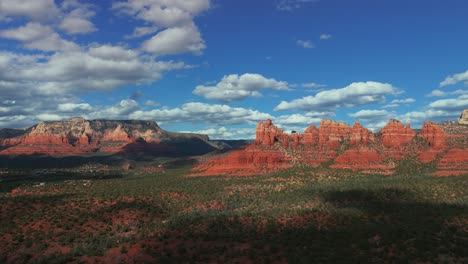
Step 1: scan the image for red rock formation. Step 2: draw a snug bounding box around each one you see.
[291,132,301,147]
[332,148,393,171]
[437,149,468,170]
[0,118,215,156]
[191,116,467,177]
[255,119,285,146]
[380,119,416,148]
[318,120,351,148]
[302,125,319,146]
[420,122,446,149]
[190,146,291,176]
[350,121,374,146]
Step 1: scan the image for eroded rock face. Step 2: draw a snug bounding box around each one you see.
[255,119,285,146]
[350,121,374,146]
[420,122,446,149]
[302,125,319,146]
[318,120,352,148]
[0,118,215,156]
[190,146,291,176]
[380,119,416,148]
[192,117,466,177]
[459,109,468,125]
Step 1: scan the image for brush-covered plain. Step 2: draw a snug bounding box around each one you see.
[0,165,467,263]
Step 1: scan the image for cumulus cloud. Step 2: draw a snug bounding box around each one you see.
[125,26,159,39]
[382,98,415,108]
[113,0,210,56]
[0,46,191,127]
[129,102,273,125]
[275,81,399,111]
[296,40,314,48]
[440,70,468,87]
[0,23,80,52]
[426,89,468,97]
[141,23,205,55]
[193,73,290,102]
[0,0,61,22]
[59,6,97,34]
[428,95,468,112]
[427,89,447,97]
[57,103,92,112]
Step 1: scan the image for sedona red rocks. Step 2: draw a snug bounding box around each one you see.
[0,118,215,156]
[192,116,468,177]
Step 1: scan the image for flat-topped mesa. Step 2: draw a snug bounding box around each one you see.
[255,118,286,146]
[350,121,375,146]
[0,117,217,156]
[380,119,416,148]
[420,122,446,149]
[318,120,352,148]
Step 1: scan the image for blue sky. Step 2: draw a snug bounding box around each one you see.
[0,0,467,139]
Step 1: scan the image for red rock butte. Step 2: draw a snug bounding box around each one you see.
[191,116,468,177]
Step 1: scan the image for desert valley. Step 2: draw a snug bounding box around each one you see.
[0,110,466,263]
[1,0,468,263]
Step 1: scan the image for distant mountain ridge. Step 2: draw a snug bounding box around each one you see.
[0,117,218,156]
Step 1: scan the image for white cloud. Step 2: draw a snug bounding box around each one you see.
[276,0,316,11]
[129,102,273,125]
[440,70,468,87]
[271,112,335,133]
[59,7,96,34]
[391,98,415,104]
[193,73,290,102]
[296,40,314,48]
[428,96,468,112]
[0,22,80,52]
[275,81,399,111]
[141,24,205,55]
[113,0,210,56]
[320,34,332,40]
[37,113,66,121]
[427,89,447,97]
[145,100,159,106]
[0,0,61,22]
[57,103,92,112]
[382,104,399,109]
[426,89,468,97]
[125,26,159,39]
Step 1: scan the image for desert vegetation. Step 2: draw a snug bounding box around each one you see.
[0,164,466,263]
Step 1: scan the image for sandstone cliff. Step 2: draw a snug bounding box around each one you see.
[0,117,216,156]
[192,114,468,177]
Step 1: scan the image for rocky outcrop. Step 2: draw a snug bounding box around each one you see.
[459,109,468,125]
[302,125,319,146]
[0,118,217,156]
[380,119,416,148]
[318,120,352,148]
[190,146,291,176]
[255,119,285,146]
[420,122,446,149]
[192,115,468,177]
[350,121,374,146]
